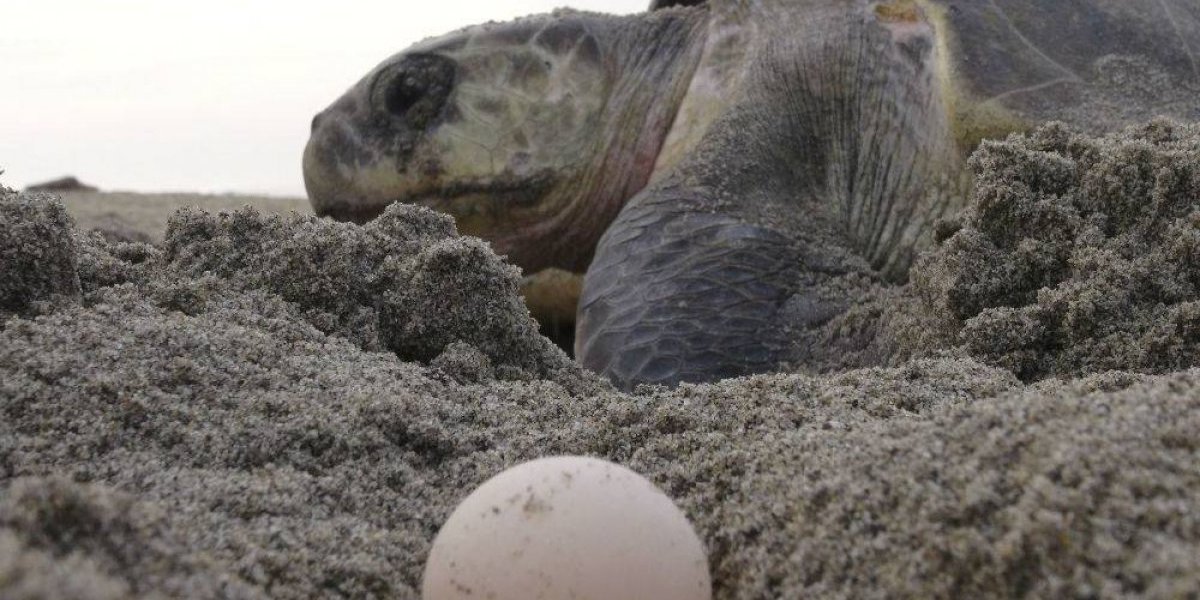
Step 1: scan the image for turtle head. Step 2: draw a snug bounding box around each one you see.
[304,9,706,272]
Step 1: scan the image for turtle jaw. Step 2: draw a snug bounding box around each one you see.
[304,112,577,271]
[305,123,554,235]
[302,125,388,225]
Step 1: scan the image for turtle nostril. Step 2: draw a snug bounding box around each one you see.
[311,112,325,132]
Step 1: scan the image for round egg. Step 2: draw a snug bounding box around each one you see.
[422,456,711,600]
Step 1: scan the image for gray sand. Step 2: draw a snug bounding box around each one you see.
[2,122,1199,599]
[55,190,310,245]
[884,120,1200,380]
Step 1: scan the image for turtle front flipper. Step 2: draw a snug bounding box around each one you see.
[576,150,881,389]
[578,2,968,389]
[576,183,806,388]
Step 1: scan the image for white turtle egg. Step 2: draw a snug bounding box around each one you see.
[422,456,711,600]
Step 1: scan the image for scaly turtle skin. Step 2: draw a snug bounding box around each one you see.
[304,0,1200,389]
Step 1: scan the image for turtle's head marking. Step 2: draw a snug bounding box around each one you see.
[304,9,707,272]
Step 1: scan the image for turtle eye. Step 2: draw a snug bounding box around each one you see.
[384,75,423,116]
[371,54,457,129]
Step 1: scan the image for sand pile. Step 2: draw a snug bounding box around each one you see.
[2,123,1200,599]
[889,120,1200,380]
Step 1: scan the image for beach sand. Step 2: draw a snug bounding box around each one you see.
[53,190,311,244]
[2,122,1199,599]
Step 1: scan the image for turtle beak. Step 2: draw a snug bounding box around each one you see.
[302,123,358,221]
[302,108,375,223]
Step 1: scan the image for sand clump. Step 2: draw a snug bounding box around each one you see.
[157,205,577,382]
[0,189,82,321]
[889,120,1200,380]
[1,122,1200,600]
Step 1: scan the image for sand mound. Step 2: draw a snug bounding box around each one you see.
[158,205,578,383]
[0,190,82,320]
[2,120,1200,599]
[891,121,1200,380]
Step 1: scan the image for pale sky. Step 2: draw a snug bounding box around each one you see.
[0,1,646,196]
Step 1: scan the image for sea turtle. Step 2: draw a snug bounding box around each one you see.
[303,0,1200,388]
